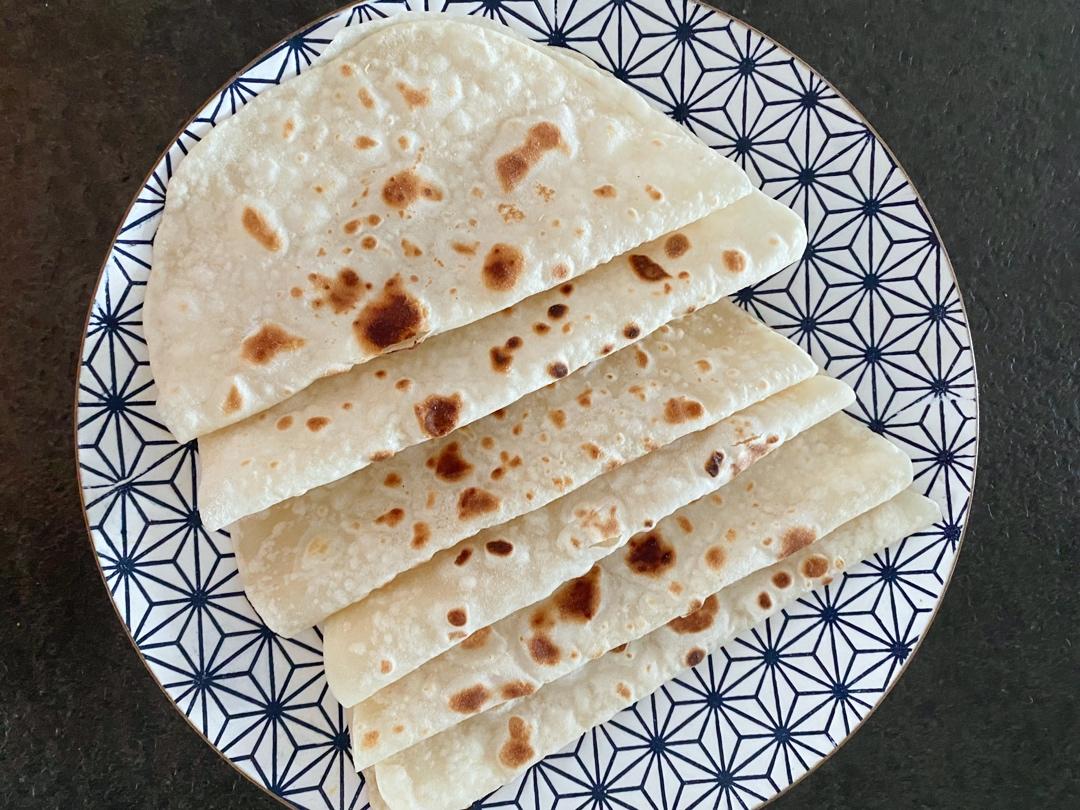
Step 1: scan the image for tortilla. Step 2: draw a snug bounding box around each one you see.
[364,489,940,809]
[198,189,805,529]
[343,410,910,766]
[325,376,852,713]
[235,301,818,637]
[145,17,752,441]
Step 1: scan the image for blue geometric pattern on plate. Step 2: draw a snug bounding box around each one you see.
[75,1,978,807]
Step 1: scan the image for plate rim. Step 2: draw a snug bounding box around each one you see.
[71,1,980,806]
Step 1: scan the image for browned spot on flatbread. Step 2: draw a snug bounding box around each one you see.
[375,507,404,527]
[772,571,792,588]
[547,361,569,379]
[705,451,725,478]
[593,184,616,198]
[697,359,712,373]
[547,409,567,429]
[625,531,676,577]
[527,634,561,665]
[781,527,817,558]
[354,135,376,149]
[726,528,737,542]
[634,348,650,369]
[581,442,602,460]
[361,235,377,250]
[460,626,491,650]
[400,238,423,257]
[448,684,490,714]
[282,119,295,138]
[722,249,747,273]
[353,275,426,353]
[533,322,551,335]
[498,716,535,768]
[241,207,281,251]
[482,244,524,291]
[644,184,663,201]
[576,389,593,408]
[801,554,830,579]
[360,730,379,749]
[668,595,720,634]
[241,324,304,364]
[414,393,463,438]
[379,659,392,674]
[486,539,513,556]
[453,548,473,567]
[410,522,430,549]
[500,681,535,700]
[452,241,479,256]
[306,416,330,432]
[458,487,500,520]
[664,397,705,424]
[629,254,670,281]
[344,219,362,235]
[382,472,401,487]
[429,442,473,482]
[676,516,694,534]
[310,267,364,314]
[497,203,525,223]
[381,170,442,209]
[664,233,691,258]
[551,565,602,623]
[686,647,706,667]
[496,122,563,192]
[611,643,628,655]
[447,608,468,627]
[705,545,726,571]
[395,81,429,108]
[275,415,293,431]
[223,385,242,414]
[547,303,568,320]
[357,87,375,108]
[623,323,641,339]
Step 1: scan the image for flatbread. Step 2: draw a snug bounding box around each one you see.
[365,489,940,809]
[344,411,911,767]
[325,376,852,713]
[198,189,805,529]
[145,17,751,441]
[236,301,817,636]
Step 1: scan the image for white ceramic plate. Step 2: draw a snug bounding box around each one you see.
[76,2,978,807]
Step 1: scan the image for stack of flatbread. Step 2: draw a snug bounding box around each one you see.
[145,15,939,809]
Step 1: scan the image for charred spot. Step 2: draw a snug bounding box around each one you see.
[381,169,441,209]
[375,507,405,527]
[353,275,426,353]
[686,647,706,667]
[447,608,468,627]
[485,539,514,556]
[500,681,535,700]
[306,416,330,432]
[379,659,392,674]
[460,626,491,650]
[453,548,472,566]
[498,716,535,769]
[410,522,430,549]
[395,81,430,108]
[593,184,616,198]
[757,592,773,610]
[496,122,563,192]
[664,233,691,259]
[664,397,705,424]
[705,545,726,571]
[801,554,830,579]
[448,684,490,714]
[547,361,569,379]
[704,450,726,478]
[241,324,305,365]
[552,565,602,623]
[629,254,670,282]
[547,303,568,320]
[241,207,281,251]
[625,531,676,577]
[458,487,501,520]
[722,249,747,273]
[533,322,551,335]
[780,526,817,558]
[611,643,628,654]
[772,571,793,588]
[310,267,364,314]
[414,393,463,438]
[623,323,641,340]
[275,415,293,431]
[383,472,402,487]
[527,634,561,665]
[482,244,525,291]
[667,595,720,634]
[223,385,243,414]
[431,442,473,482]
[361,235,377,250]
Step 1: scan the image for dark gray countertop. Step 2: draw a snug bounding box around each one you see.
[1,0,1077,807]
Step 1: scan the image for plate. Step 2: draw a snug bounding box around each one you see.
[75,1,978,807]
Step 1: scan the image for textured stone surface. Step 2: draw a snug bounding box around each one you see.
[0,0,1076,807]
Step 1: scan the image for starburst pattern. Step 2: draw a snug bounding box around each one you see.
[75,2,976,808]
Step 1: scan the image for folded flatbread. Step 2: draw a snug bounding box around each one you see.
[344,412,911,767]
[198,189,804,529]
[236,301,817,637]
[325,376,852,712]
[145,17,751,441]
[364,489,940,810]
